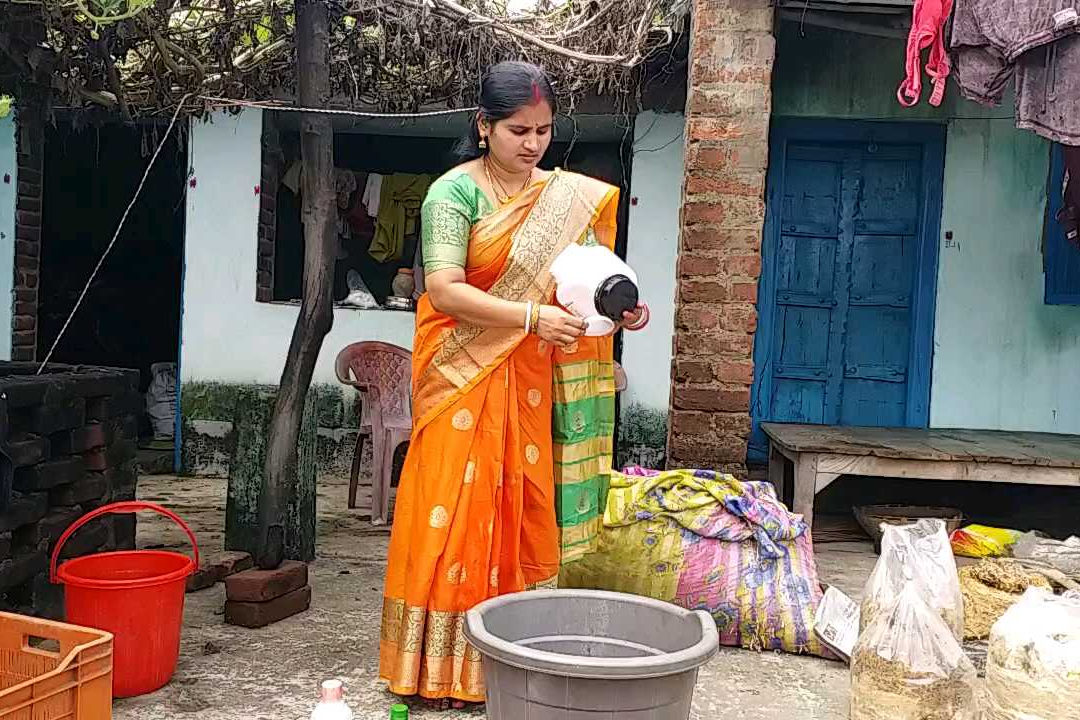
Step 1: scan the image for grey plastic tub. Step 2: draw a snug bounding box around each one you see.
[463,589,719,719]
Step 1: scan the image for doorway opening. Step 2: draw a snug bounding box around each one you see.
[38,119,187,462]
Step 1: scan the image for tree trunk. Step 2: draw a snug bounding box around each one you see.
[255,0,335,569]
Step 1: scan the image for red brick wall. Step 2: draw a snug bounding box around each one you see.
[668,0,775,474]
[12,112,44,362]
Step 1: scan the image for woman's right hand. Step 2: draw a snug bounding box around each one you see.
[536,305,586,346]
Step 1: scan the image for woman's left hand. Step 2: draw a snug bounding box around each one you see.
[615,302,649,333]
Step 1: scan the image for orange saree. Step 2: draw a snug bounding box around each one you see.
[379,169,619,701]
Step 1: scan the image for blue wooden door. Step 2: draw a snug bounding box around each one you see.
[749,121,944,463]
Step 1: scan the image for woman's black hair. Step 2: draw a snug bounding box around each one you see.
[453,61,558,161]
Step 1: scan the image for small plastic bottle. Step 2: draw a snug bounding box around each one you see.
[311,679,353,720]
[389,703,409,720]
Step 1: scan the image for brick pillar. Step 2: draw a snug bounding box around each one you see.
[667,0,775,474]
[256,114,281,303]
[12,110,44,362]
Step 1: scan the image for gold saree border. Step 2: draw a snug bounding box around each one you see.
[379,597,486,701]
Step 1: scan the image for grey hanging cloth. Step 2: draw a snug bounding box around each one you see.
[951,0,1080,144]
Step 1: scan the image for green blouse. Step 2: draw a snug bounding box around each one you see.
[420,170,495,274]
[420,169,598,275]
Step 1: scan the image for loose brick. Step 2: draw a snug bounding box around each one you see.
[0,493,47,533]
[7,433,49,467]
[226,560,308,603]
[49,474,107,506]
[213,551,254,577]
[186,567,218,593]
[225,585,312,629]
[14,457,86,491]
[50,424,107,455]
[187,551,254,593]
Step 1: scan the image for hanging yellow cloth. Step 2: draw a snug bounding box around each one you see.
[370,173,432,263]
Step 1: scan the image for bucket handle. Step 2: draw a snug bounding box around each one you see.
[50,501,200,584]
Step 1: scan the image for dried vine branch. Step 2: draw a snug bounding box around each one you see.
[0,0,685,117]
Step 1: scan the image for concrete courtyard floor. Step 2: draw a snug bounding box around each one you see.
[114,475,878,720]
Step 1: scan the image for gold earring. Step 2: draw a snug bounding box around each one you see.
[478,137,488,150]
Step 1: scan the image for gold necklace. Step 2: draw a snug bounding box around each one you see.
[483,156,531,205]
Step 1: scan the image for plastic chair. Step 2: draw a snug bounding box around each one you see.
[335,341,413,524]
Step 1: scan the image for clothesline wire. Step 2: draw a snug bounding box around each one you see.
[37,95,192,375]
[200,96,479,119]
[202,96,1025,124]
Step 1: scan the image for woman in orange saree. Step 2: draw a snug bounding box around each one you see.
[379,62,644,706]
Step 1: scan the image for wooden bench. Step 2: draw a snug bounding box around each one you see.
[762,423,1080,528]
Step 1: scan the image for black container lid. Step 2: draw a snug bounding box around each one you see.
[595,274,639,322]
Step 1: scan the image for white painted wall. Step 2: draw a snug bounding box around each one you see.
[181,109,414,386]
[621,111,684,412]
[182,107,682,391]
[930,120,1080,433]
[0,115,15,361]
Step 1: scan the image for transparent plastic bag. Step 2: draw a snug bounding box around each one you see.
[850,583,977,720]
[862,519,964,641]
[984,587,1080,720]
[341,270,379,309]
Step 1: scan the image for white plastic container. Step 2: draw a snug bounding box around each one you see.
[551,244,639,336]
[311,679,354,720]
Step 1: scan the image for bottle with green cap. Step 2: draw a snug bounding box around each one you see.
[389,703,409,720]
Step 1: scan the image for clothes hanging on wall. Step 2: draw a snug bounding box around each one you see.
[951,0,1080,144]
[897,0,954,107]
[362,173,383,218]
[369,173,432,263]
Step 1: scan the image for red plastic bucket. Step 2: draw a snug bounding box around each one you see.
[50,501,199,698]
